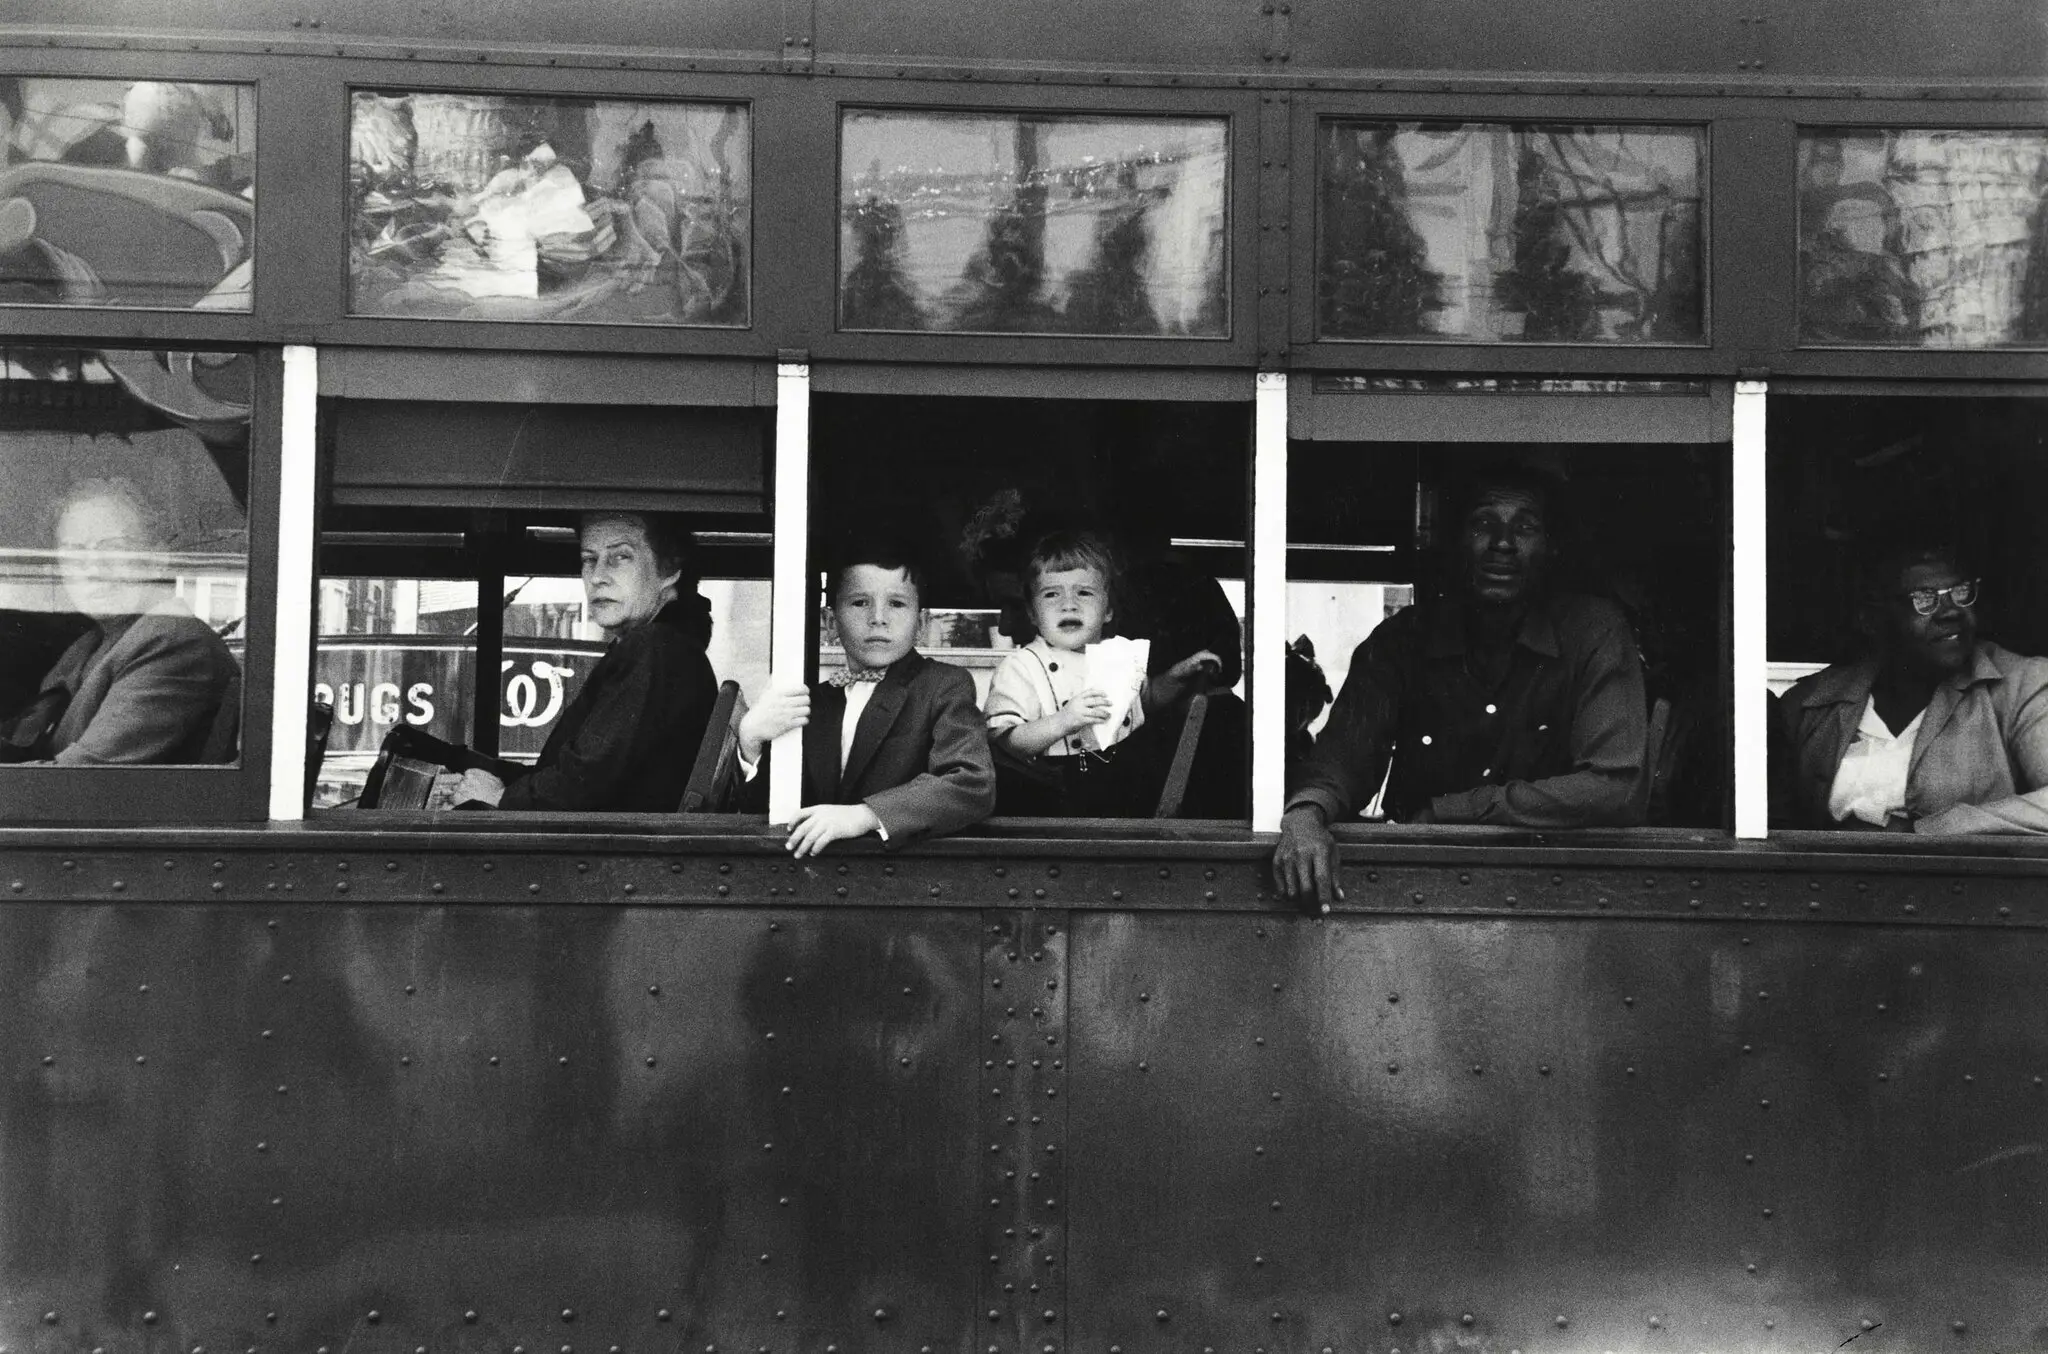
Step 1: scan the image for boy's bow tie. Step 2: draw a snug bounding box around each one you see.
[826,666,887,688]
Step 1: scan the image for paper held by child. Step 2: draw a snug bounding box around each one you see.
[1084,636,1149,748]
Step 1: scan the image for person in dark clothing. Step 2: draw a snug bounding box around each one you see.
[455,510,717,811]
[1274,466,1647,907]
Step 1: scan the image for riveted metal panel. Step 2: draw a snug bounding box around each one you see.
[1064,909,2048,1353]
[0,903,982,1354]
[976,909,1070,1354]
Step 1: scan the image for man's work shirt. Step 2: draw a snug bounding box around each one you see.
[1288,592,1647,828]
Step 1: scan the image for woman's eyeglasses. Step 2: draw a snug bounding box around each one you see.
[1904,579,1979,616]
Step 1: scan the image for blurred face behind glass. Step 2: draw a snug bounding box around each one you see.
[580,515,679,639]
[57,490,169,620]
[833,564,921,672]
[1032,564,1111,654]
[1461,485,1554,608]
[1885,558,1977,677]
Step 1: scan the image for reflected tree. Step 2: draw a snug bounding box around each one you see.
[1062,169,1160,335]
[840,194,926,331]
[946,122,1060,333]
[1318,126,1444,337]
[1497,142,1601,341]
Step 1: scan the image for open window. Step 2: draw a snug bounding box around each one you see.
[1286,376,1732,831]
[310,356,773,813]
[1766,388,2048,836]
[803,379,1252,823]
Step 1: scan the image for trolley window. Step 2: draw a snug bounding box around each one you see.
[312,390,773,813]
[804,390,1251,823]
[1286,379,1730,832]
[0,77,254,311]
[0,345,251,769]
[348,90,751,327]
[838,110,1229,338]
[1314,122,1705,345]
[1797,128,2048,349]
[1767,391,2048,835]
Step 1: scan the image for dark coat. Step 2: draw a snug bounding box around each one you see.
[744,651,995,842]
[497,597,717,812]
[18,605,240,765]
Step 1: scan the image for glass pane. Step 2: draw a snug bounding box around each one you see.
[0,346,250,765]
[1799,129,2048,348]
[1317,122,1704,343]
[0,79,255,310]
[349,90,750,326]
[839,110,1228,336]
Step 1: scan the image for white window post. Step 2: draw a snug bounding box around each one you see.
[768,361,812,826]
[1251,372,1289,832]
[1732,379,1769,839]
[268,345,319,820]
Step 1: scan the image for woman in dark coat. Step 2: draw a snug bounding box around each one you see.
[457,510,717,811]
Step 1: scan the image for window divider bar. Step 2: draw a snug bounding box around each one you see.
[268,345,319,821]
[768,362,812,827]
[1251,371,1289,833]
[1732,380,1769,840]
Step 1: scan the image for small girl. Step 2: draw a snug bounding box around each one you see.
[985,531,1218,814]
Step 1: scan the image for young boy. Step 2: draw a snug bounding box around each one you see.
[738,546,995,857]
[984,531,1219,815]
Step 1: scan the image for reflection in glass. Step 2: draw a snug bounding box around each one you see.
[349,91,750,325]
[838,110,1228,336]
[0,347,250,764]
[1317,122,1704,343]
[0,78,254,310]
[1799,129,2048,348]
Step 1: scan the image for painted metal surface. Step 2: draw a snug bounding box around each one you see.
[0,901,984,1354]
[15,0,2046,83]
[1,835,2045,1354]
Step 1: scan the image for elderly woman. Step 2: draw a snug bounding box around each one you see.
[2,477,240,765]
[455,510,717,811]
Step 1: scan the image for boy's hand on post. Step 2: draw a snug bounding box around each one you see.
[1061,688,1113,733]
[739,683,811,760]
[784,802,881,858]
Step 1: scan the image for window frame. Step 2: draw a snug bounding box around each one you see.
[0,345,281,823]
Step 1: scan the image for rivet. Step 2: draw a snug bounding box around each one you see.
[1953,1321,1967,1333]
[1387,1062,1398,1074]
[1460,1314,1473,1326]
[1155,1311,1169,1322]
[529,884,541,894]
[1555,1318,1568,1329]
[368,1312,381,1324]
[145,1314,159,1326]
[649,984,661,995]
[1539,1065,1551,1075]
[1387,1314,1401,1326]
[1762,1207,1774,1218]
[135,1055,148,1065]
[1471,1064,1483,1075]
[42,1314,58,1326]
